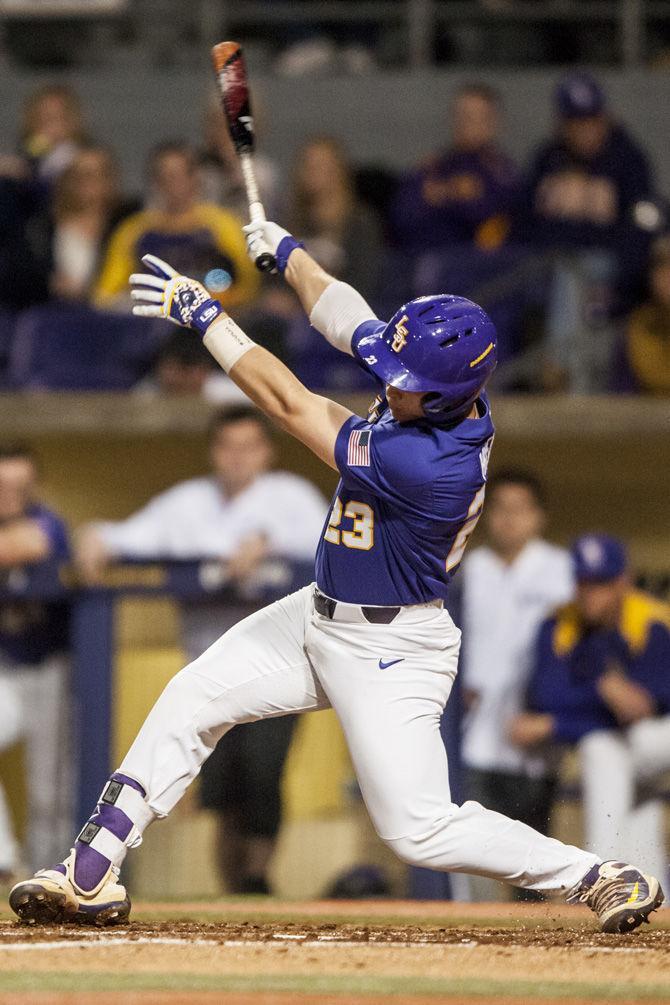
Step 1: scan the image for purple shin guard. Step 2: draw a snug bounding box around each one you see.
[73,773,146,893]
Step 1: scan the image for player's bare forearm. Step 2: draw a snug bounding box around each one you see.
[228,343,352,470]
[283,248,337,315]
[0,519,50,566]
[129,255,353,468]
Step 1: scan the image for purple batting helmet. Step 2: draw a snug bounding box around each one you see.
[356,294,497,422]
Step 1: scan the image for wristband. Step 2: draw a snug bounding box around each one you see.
[203,315,257,373]
[276,235,305,274]
[191,298,225,338]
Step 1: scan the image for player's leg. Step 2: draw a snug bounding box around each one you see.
[307,604,598,893]
[578,729,635,863]
[200,714,297,893]
[580,722,669,892]
[234,714,298,893]
[627,716,670,888]
[10,586,328,925]
[19,656,73,870]
[0,669,22,876]
[309,606,663,931]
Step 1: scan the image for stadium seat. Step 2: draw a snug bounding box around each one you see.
[9,303,166,390]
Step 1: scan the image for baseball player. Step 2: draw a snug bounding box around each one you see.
[10,222,663,934]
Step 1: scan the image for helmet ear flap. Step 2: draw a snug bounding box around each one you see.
[421,389,481,423]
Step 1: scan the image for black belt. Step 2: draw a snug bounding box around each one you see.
[313,589,401,625]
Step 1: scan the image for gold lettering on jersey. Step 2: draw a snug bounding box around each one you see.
[392,315,409,353]
[368,394,383,422]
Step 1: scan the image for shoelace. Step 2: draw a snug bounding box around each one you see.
[582,875,637,915]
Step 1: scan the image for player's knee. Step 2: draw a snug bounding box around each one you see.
[384,819,454,868]
[156,667,233,733]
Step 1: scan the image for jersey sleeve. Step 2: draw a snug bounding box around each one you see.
[334,414,431,500]
[33,510,70,561]
[350,319,388,388]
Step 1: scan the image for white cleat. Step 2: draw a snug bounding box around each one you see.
[9,851,130,927]
[567,860,664,933]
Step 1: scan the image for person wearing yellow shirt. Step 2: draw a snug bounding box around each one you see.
[95,142,258,311]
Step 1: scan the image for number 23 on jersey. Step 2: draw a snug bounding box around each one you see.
[324,497,374,551]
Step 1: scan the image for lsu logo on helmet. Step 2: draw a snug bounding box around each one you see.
[392,314,409,353]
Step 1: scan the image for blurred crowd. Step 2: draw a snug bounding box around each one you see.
[1,70,670,397]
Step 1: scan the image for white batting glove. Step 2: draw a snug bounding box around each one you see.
[243,221,290,257]
[129,254,224,336]
[243,221,304,274]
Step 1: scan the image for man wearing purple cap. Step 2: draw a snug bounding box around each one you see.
[523,73,657,391]
[527,73,653,254]
[512,534,670,888]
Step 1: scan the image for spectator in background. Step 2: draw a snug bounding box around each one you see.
[0,445,71,874]
[524,73,657,391]
[94,142,258,311]
[290,136,383,303]
[459,470,573,901]
[134,329,247,404]
[512,535,670,890]
[75,406,327,894]
[526,73,652,257]
[624,233,670,394]
[46,146,138,302]
[0,84,88,311]
[390,84,521,254]
[0,84,86,194]
[199,93,280,222]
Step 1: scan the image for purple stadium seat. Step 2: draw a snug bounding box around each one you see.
[9,303,166,390]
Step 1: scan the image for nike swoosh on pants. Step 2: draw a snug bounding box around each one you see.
[378,658,405,670]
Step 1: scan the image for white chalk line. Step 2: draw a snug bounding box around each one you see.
[0,936,654,954]
[0,937,218,951]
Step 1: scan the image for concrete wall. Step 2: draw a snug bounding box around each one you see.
[1,67,670,193]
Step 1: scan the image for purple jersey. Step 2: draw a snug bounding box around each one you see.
[315,322,495,606]
[0,504,70,665]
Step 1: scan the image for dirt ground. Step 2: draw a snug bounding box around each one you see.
[0,899,668,1003]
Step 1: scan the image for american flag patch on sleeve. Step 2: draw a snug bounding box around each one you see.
[347,428,371,466]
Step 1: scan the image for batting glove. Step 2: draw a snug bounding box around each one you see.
[129,254,225,337]
[243,221,304,274]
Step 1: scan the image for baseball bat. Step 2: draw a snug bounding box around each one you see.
[211,41,276,274]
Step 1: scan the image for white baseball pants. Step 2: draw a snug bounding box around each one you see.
[579,717,670,888]
[120,586,598,891]
[0,656,73,871]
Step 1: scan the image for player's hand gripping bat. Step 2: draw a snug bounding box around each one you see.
[211,41,276,273]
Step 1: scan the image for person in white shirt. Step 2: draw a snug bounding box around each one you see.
[76,405,328,893]
[459,469,574,900]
